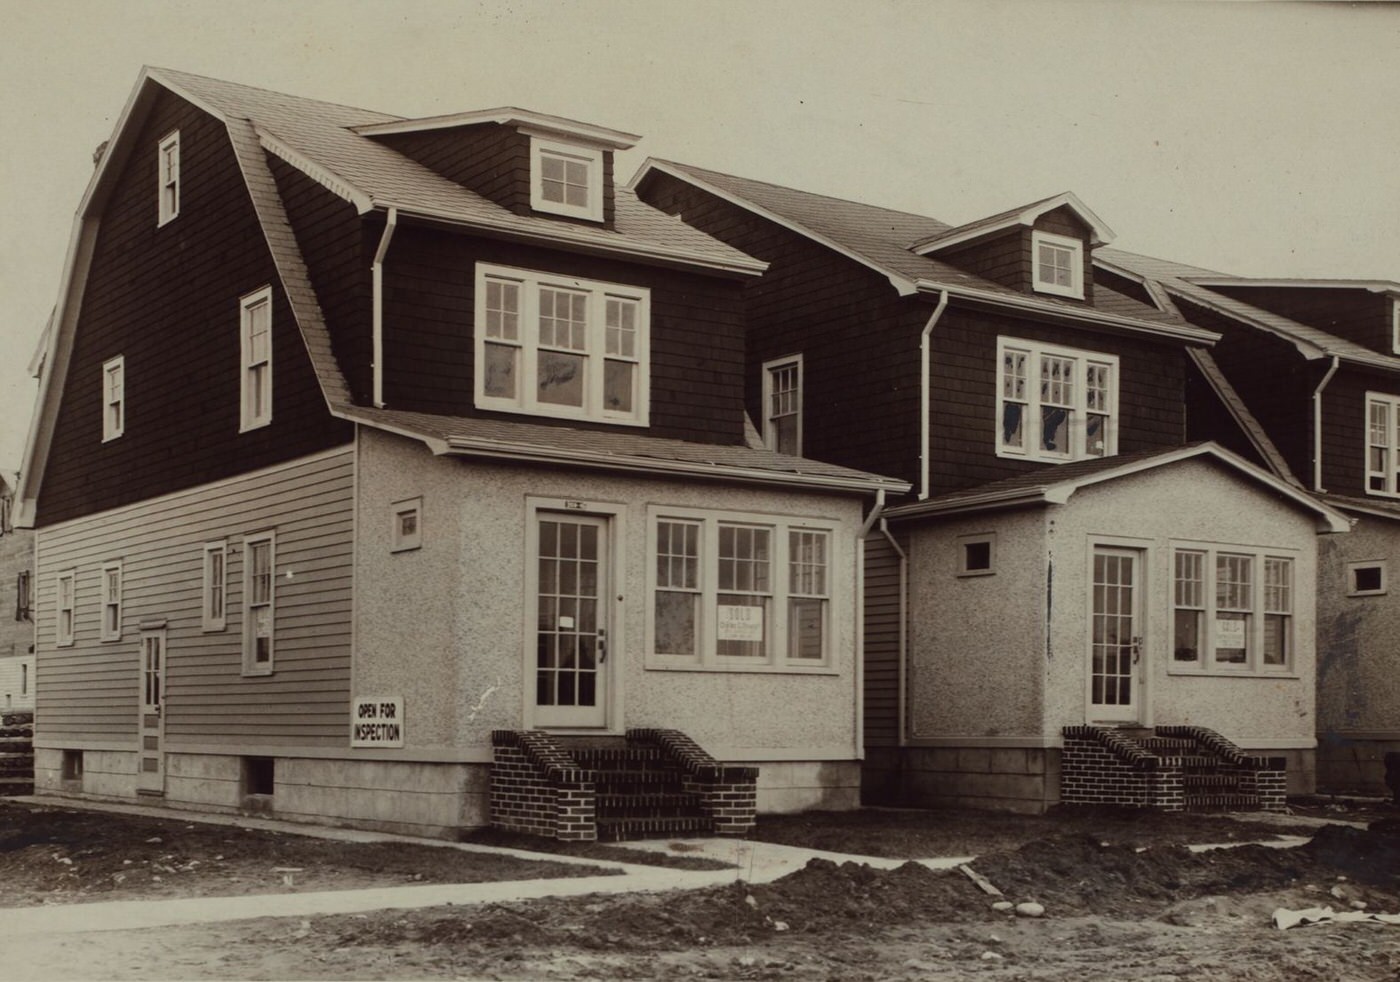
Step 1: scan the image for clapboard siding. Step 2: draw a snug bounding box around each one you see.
[38,89,351,528]
[35,449,353,747]
[380,227,747,444]
[1208,286,1394,355]
[863,531,907,748]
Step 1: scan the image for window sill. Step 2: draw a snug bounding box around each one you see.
[475,399,648,428]
[241,666,275,678]
[1166,667,1300,680]
[645,658,838,676]
[996,447,1111,465]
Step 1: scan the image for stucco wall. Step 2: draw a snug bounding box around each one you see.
[353,426,866,761]
[1047,458,1321,744]
[904,509,1048,739]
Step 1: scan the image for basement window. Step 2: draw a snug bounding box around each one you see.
[1348,562,1387,597]
[62,750,83,782]
[243,757,275,797]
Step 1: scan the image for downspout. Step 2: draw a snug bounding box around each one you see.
[1312,355,1340,492]
[856,489,887,760]
[878,518,909,747]
[919,291,950,499]
[371,207,398,409]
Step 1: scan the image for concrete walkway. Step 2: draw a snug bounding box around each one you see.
[0,796,1330,938]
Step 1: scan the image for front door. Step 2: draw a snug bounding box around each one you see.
[137,628,166,793]
[533,514,609,728]
[1090,547,1143,723]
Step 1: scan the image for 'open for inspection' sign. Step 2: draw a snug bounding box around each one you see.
[351,696,404,747]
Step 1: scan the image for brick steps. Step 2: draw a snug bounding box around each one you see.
[596,815,713,841]
[0,713,32,795]
[567,741,712,836]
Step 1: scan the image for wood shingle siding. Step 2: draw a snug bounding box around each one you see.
[1321,368,1400,496]
[35,450,353,747]
[37,91,351,528]
[379,227,748,444]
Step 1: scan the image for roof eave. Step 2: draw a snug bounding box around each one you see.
[353,109,640,150]
[910,191,1116,255]
[1186,276,1400,297]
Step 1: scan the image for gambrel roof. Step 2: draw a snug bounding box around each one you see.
[1098,248,1400,374]
[631,159,1213,345]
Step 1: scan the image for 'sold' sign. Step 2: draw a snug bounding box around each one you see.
[351,696,404,747]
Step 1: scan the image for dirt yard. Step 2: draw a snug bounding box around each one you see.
[4,800,1399,980]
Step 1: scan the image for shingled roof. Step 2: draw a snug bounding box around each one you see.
[633,159,1206,341]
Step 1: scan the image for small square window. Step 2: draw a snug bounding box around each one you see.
[1031,230,1085,299]
[530,138,604,222]
[957,534,996,576]
[1348,561,1387,597]
[391,497,422,553]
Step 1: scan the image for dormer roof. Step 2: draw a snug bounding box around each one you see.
[909,191,1116,255]
[353,107,640,150]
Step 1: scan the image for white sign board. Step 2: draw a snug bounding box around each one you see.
[1214,617,1247,651]
[717,605,764,642]
[351,695,404,748]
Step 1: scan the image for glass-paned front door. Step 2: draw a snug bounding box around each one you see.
[534,514,609,728]
[1090,547,1142,722]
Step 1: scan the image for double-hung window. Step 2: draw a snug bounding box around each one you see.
[997,338,1117,462]
[475,264,649,425]
[530,138,604,222]
[242,532,275,675]
[763,355,803,455]
[1031,230,1084,299]
[15,570,32,623]
[1366,392,1400,497]
[102,356,125,442]
[56,571,75,647]
[648,508,835,671]
[1171,544,1294,673]
[157,130,180,226]
[240,287,273,432]
[100,561,122,642]
[202,541,226,632]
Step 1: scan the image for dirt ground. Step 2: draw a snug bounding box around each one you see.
[5,800,1400,981]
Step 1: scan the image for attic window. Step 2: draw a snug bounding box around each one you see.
[530,138,603,222]
[157,130,180,226]
[1031,231,1084,299]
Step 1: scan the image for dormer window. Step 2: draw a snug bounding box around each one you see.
[1031,231,1084,299]
[530,138,603,222]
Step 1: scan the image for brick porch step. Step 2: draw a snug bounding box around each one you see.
[1137,738,1196,752]
[570,747,666,767]
[596,791,703,818]
[1184,772,1244,789]
[591,768,686,790]
[596,814,712,841]
[1186,793,1260,811]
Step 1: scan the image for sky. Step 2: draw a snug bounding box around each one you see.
[1,0,1397,474]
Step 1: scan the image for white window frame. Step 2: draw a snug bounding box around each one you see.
[100,560,123,643]
[762,355,803,455]
[1367,391,1400,498]
[157,130,180,226]
[102,355,125,442]
[1168,542,1297,676]
[55,570,76,648]
[242,531,275,676]
[529,137,604,222]
[996,337,1118,463]
[956,533,997,577]
[1031,230,1084,299]
[202,540,227,632]
[474,263,650,426]
[391,497,423,553]
[240,286,273,432]
[645,505,839,674]
[1391,299,1399,355]
[1347,560,1387,597]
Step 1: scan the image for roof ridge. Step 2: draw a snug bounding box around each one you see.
[1097,246,1229,280]
[147,66,404,122]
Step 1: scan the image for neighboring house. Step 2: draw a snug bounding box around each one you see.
[1096,251,1400,795]
[13,68,906,839]
[0,472,35,711]
[632,161,1350,812]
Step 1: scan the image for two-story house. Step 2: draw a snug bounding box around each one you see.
[632,161,1349,813]
[1097,250,1400,795]
[13,68,907,839]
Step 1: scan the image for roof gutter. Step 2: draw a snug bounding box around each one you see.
[1312,355,1341,493]
[371,207,398,408]
[913,280,1218,345]
[918,291,950,499]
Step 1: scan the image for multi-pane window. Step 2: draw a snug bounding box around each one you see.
[100,561,123,642]
[56,571,75,647]
[1366,393,1400,497]
[202,541,226,632]
[15,570,32,623]
[475,264,649,425]
[530,139,603,222]
[240,287,273,431]
[997,338,1117,462]
[1171,545,1294,673]
[1031,230,1084,299]
[157,130,180,226]
[102,356,125,442]
[763,356,802,455]
[243,533,274,674]
[649,510,834,670]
